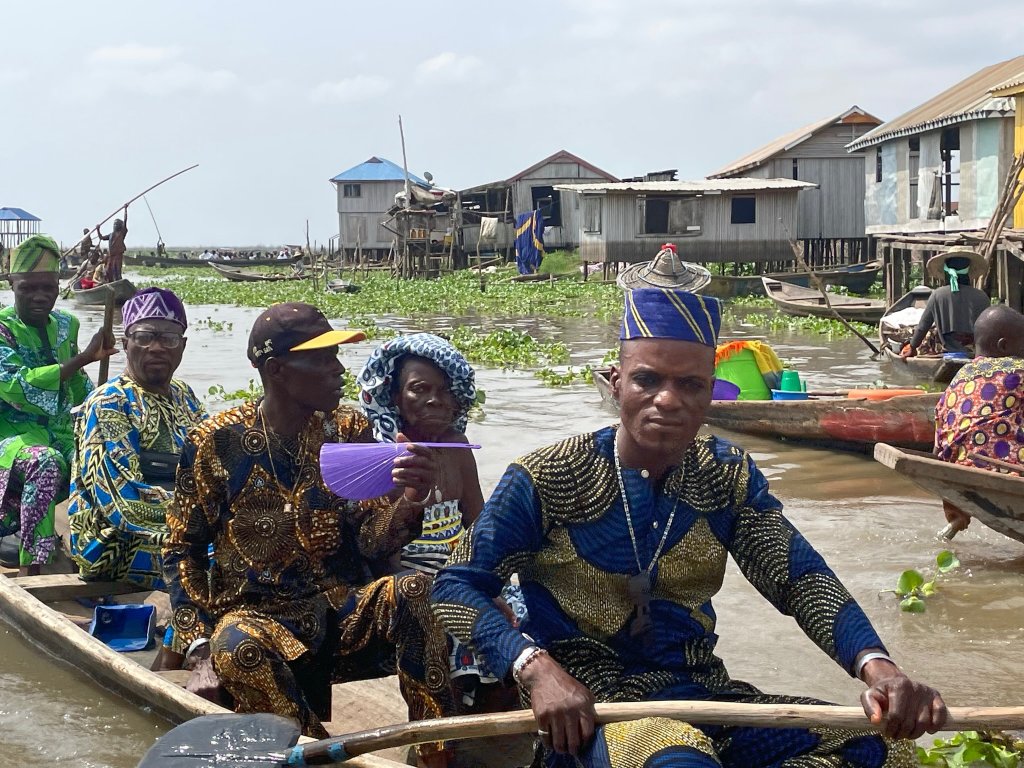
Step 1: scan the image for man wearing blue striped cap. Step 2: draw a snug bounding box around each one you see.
[435,288,947,767]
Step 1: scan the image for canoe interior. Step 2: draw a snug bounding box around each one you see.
[209,263,306,283]
[70,279,138,306]
[761,277,887,324]
[0,541,530,767]
[704,261,881,299]
[873,443,1024,545]
[876,286,970,383]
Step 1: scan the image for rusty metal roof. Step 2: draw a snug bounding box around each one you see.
[847,55,1024,151]
[708,106,881,178]
[555,179,816,195]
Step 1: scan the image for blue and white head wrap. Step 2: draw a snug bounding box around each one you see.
[357,333,477,442]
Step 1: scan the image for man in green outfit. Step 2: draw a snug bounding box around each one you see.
[0,235,116,575]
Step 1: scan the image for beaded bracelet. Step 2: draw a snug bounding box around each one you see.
[513,648,548,686]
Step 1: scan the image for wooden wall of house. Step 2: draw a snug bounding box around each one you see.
[863,117,1015,235]
[335,180,404,250]
[577,191,800,263]
[511,162,611,249]
[760,157,864,238]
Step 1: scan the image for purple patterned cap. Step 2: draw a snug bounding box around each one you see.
[121,287,188,332]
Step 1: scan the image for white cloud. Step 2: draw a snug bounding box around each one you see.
[89,43,181,64]
[309,75,392,104]
[415,52,483,84]
[0,68,29,85]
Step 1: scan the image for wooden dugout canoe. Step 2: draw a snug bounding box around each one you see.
[70,278,138,306]
[761,277,887,324]
[873,443,1024,545]
[125,254,304,269]
[704,261,882,299]
[0,569,419,768]
[593,369,936,453]
[209,262,307,283]
[878,286,969,384]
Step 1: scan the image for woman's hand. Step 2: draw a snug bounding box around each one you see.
[394,432,440,504]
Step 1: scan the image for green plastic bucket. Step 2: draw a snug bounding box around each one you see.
[715,348,771,401]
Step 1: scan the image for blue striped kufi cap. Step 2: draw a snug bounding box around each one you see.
[620,288,722,347]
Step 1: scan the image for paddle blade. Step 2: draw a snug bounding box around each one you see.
[137,713,300,768]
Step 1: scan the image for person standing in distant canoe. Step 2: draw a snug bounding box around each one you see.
[98,207,128,282]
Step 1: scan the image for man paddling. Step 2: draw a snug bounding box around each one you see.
[0,235,115,575]
[900,250,989,358]
[162,303,455,766]
[434,287,947,768]
[97,209,128,282]
[934,304,1024,534]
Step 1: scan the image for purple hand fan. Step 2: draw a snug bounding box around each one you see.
[320,442,481,500]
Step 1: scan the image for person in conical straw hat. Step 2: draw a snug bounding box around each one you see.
[901,249,990,358]
[434,286,947,767]
[616,242,712,293]
[0,235,116,575]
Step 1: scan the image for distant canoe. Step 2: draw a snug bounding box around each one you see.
[125,254,304,269]
[761,277,887,324]
[593,369,935,452]
[70,278,137,306]
[705,261,882,299]
[210,263,307,283]
[878,285,969,383]
[874,442,1024,545]
[326,278,361,294]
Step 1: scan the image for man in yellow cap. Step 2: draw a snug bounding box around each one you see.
[162,302,455,766]
[0,235,116,575]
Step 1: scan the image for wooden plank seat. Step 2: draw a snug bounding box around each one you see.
[10,573,149,602]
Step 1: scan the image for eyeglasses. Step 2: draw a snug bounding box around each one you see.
[126,331,184,349]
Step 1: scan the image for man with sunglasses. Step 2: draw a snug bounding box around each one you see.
[161,303,455,767]
[69,287,205,603]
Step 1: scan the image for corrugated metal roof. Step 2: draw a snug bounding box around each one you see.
[847,55,1024,151]
[555,179,817,195]
[507,149,618,183]
[0,207,41,221]
[329,156,428,185]
[991,73,1024,95]
[708,106,882,178]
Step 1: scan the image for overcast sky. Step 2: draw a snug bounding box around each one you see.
[1,1,1021,247]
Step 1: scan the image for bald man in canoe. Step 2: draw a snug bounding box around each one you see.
[434,286,948,768]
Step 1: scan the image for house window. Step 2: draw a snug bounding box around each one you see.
[908,136,920,220]
[531,186,562,227]
[582,197,602,234]
[730,196,756,224]
[639,197,702,235]
[792,159,799,180]
[941,128,960,216]
[343,184,361,198]
[875,149,883,183]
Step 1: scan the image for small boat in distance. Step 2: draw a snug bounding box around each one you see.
[704,260,881,299]
[70,278,137,306]
[210,263,307,283]
[878,286,969,383]
[874,443,1024,546]
[761,277,887,324]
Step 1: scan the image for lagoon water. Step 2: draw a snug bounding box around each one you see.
[1,278,1021,767]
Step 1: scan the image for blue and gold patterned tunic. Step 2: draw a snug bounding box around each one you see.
[433,426,913,767]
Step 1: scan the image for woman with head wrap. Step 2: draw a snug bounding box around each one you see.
[359,334,523,711]
[0,235,116,575]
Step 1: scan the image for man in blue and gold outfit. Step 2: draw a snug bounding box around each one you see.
[433,288,948,767]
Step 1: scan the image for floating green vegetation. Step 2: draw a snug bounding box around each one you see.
[137,270,625,322]
[448,327,570,369]
[538,249,582,275]
[534,366,594,387]
[886,550,960,613]
[741,312,875,339]
[207,379,263,404]
[729,294,775,309]
[193,317,235,332]
[918,730,1022,767]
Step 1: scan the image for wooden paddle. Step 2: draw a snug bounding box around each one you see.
[969,452,1024,476]
[97,289,116,384]
[138,703,1024,768]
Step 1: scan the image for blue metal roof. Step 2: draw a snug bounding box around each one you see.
[0,207,41,221]
[330,156,427,186]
